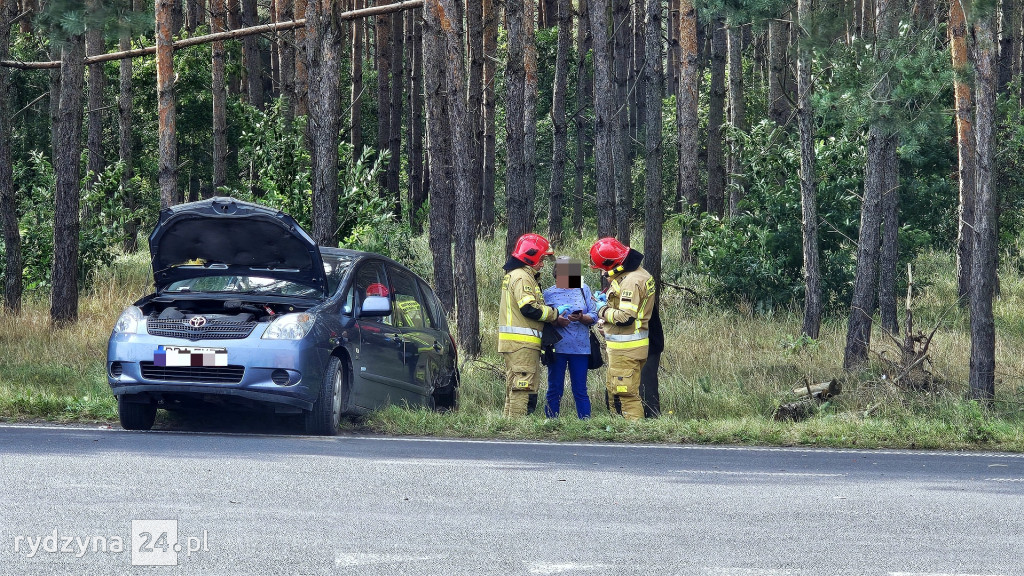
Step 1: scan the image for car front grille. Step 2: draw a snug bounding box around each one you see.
[140,362,245,384]
[147,318,258,341]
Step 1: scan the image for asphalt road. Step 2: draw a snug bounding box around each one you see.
[1,423,1023,576]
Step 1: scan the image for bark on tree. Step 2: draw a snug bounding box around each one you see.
[914,0,934,26]
[642,0,662,291]
[51,32,86,325]
[878,142,900,335]
[351,0,363,153]
[547,0,571,243]
[998,0,1020,94]
[241,0,263,108]
[212,0,228,190]
[707,15,726,217]
[294,0,308,116]
[306,0,344,245]
[631,0,645,148]
[951,0,975,305]
[667,0,679,99]
[387,10,404,215]
[376,4,392,175]
[678,0,699,263]
[797,0,820,339]
[572,0,591,233]
[727,21,746,216]
[86,0,106,191]
[505,0,528,253]
[228,0,241,94]
[523,0,539,233]
[427,0,480,356]
[157,0,179,209]
[970,9,998,401]
[1,0,22,312]
[408,8,425,231]
[276,0,296,123]
[590,0,616,239]
[479,0,496,236]
[768,14,792,126]
[612,0,630,241]
[844,0,902,369]
[467,0,483,238]
[120,0,138,250]
[423,0,454,313]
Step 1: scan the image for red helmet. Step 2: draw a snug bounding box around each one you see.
[366,283,389,297]
[589,237,630,271]
[511,233,554,267]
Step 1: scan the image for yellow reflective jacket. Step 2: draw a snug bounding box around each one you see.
[598,265,655,358]
[498,266,558,352]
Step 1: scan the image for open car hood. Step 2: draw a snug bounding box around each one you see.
[149,197,328,295]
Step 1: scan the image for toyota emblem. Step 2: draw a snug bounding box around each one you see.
[188,316,208,328]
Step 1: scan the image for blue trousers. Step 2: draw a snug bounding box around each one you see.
[545,353,591,418]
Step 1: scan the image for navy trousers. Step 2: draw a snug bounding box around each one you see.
[545,353,591,418]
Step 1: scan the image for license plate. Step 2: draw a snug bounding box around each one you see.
[154,346,227,367]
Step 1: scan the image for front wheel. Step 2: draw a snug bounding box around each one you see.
[118,395,157,431]
[305,356,347,435]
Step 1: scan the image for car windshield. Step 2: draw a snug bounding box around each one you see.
[163,275,321,297]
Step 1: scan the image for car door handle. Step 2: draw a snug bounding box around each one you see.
[433,341,443,352]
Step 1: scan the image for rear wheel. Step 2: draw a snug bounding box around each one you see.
[118,395,157,431]
[305,356,347,435]
[431,368,460,412]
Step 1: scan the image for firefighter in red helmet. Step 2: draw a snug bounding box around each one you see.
[499,233,572,417]
[590,237,656,420]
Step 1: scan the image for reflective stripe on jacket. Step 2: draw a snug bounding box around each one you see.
[498,266,557,352]
[598,266,654,356]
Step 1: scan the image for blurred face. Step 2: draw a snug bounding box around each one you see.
[554,259,582,289]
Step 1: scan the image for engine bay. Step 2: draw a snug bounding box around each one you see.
[141,297,310,323]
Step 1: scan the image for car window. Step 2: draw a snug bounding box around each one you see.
[321,254,354,295]
[388,267,427,330]
[417,280,439,330]
[350,261,392,325]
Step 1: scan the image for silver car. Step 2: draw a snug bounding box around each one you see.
[107,197,459,435]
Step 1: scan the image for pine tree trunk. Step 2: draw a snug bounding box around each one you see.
[678,0,699,263]
[768,15,792,126]
[119,0,138,251]
[951,0,975,305]
[642,0,663,288]
[227,0,241,95]
[970,9,998,401]
[878,146,900,334]
[505,0,528,253]
[306,0,344,246]
[632,0,645,148]
[914,0,934,26]
[427,0,480,355]
[572,0,591,233]
[480,0,497,236]
[844,0,902,369]
[51,32,86,325]
[667,0,679,98]
[387,11,404,215]
[523,0,539,232]
[294,0,309,116]
[212,0,228,190]
[86,0,106,192]
[612,0,630,241]
[467,0,484,237]
[998,0,1019,94]
[707,16,726,217]
[351,0,363,153]
[376,6,392,175]
[547,0,571,242]
[423,1,455,313]
[186,0,201,32]
[408,8,425,232]
[590,0,616,239]
[727,21,746,216]
[276,0,296,124]
[0,0,22,312]
[157,0,178,209]
[18,0,36,34]
[242,0,263,109]
[797,0,820,339]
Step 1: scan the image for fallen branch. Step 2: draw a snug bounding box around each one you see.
[1,0,424,70]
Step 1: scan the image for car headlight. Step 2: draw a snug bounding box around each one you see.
[262,313,317,340]
[113,306,144,334]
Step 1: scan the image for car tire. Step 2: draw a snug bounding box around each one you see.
[431,368,460,412]
[118,395,157,431]
[305,356,347,435]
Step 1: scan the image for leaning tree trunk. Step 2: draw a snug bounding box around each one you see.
[212,0,228,190]
[505,0,529,254]
[642,0,663,289]
[86,0,106,193]
[51,32,87,326]
[157,0,178,209]
[613,0,631,242]
[951,0,975,305]
[428,0,480,356]
[678,0,700,263]
[0,0,22,312]
[970,10,998,402]
[796,0,821,339]
[844,0,903,370]
[547,0,571,243]
[423,0,454,313]
[572,0,592,233]
[590,0,617,239]
[241,0,264,109]
[727,20,747,216]
[706,15,726,217]
[480,0,497,237]
[306,0,344,246]
[119,0,138,248]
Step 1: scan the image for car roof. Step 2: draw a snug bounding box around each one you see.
[317,247,430,286]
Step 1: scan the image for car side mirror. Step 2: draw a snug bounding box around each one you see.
[359,295,392,318]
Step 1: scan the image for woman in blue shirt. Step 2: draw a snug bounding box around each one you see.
[542,257,599,418]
